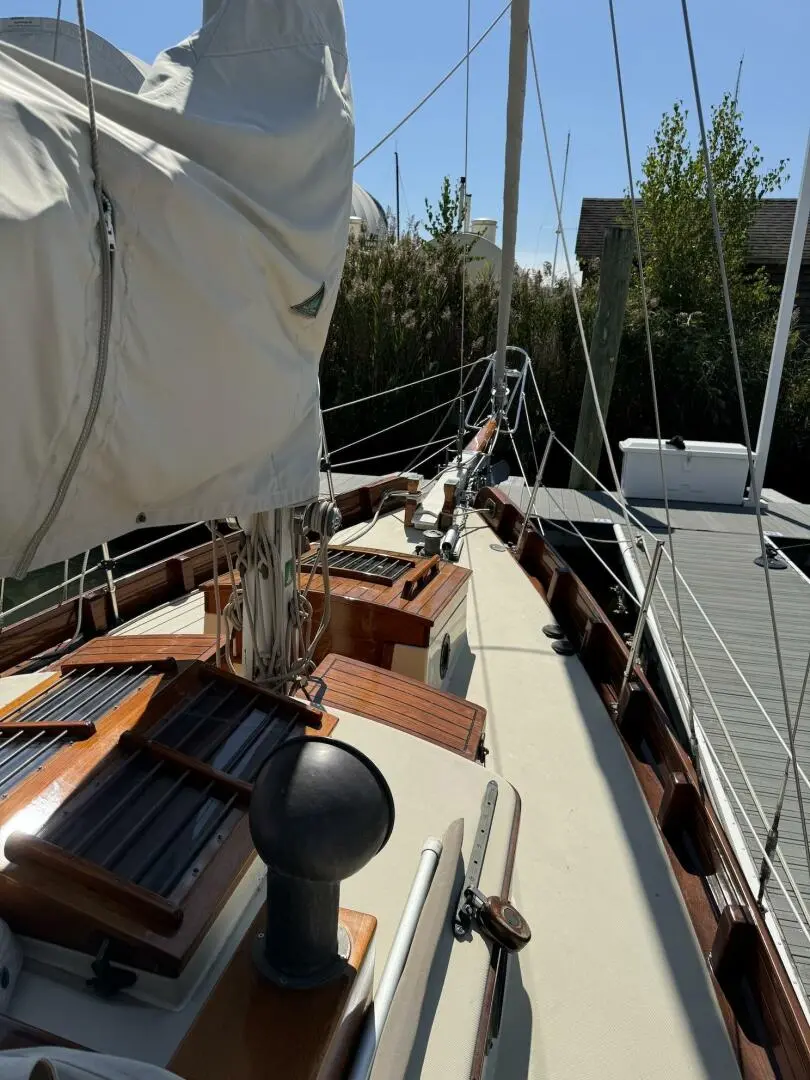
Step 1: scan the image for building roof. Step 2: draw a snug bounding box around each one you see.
[575,197,810,266]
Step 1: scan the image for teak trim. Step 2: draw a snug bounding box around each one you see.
[400,554,440,600]
[0,535,242,675]
[169,907,376,1080]
[475,484,810,1080]
[0,476,411,677]
[4,833,183,933]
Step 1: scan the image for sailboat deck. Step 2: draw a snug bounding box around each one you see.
[333,510,739,1078]
[68,503,743,1076]
[501,475,810,1015]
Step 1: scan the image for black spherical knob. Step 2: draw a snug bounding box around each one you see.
[248,736,395,987]
[249,736,395,880]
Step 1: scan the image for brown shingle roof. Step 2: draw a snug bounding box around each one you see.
[575,197,810,266]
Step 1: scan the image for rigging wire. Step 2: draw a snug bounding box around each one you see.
[765,645,810,889]
[53,0,63,61]
[516,411,810,928]
[330,389,475,458]
[407,436,458,476]
[320,411,335,503]
[511,393,810,930]
[322,356,487,414]
[403,352,490,474]
[509,403,638,604]
[527,27,627,513]
[338,487,424,546]
[549,131,570,289]
[332,434,457,471]
[607,0,699,775]
[354,1,512,168]
[636,536,810,929]
[556,433,810,798]
[457,0,473,467]
[679,0,810,889]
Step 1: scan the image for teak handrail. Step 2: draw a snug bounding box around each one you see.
[119,731,253,801]
[400,555,440,600]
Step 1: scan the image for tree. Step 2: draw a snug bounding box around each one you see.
[624,94,790,432]
[637,94,787,314]
[423,176,465,239]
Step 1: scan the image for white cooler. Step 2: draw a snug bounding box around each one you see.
[618,438,750,504]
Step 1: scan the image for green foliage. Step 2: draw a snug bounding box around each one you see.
[630,94,792,433]
[321,227,584,474]
[322,112,809,497]
[423,176,465,239]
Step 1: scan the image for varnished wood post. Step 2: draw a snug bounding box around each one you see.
[569,225,634,490]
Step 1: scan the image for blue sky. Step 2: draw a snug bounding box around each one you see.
[2,1,808,269]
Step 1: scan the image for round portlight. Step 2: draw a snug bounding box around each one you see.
[440,633,451,679]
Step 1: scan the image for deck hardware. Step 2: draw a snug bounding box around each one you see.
[439,634,451,679]
[453,778,530,951]
[542,623,564,639]
[754,553,787,569]
[100,542,120,625]
[618,539,664,704]
[464,888,531,953]
[551,638,575,655]
[455,780,499,938]
[87,939,136,999]
[250,736,393,988]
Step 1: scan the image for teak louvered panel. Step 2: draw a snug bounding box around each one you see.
[301,544,417,586]
[0,673,164,823]
[305,654,485,761]
[0,663,337,976]
[0,665,161,739]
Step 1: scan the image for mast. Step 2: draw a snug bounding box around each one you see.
[395,151,401,241]
[752,130,810,501]
[733,52,745,106]
[492,0,530,413]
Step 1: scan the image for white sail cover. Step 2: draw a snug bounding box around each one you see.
[0,1048,181,1078]
[0,0,353,576]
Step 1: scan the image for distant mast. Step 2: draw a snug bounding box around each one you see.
[492,0,530,415]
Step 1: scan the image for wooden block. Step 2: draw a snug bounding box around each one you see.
[711,904,756,982]
[170,907,375,1080]
[657,771,699,836]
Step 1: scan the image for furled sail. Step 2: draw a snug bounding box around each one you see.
[0,0,353,577]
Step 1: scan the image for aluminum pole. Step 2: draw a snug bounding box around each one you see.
[753,131,810,501]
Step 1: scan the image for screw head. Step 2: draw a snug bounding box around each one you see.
[136,512,147,524]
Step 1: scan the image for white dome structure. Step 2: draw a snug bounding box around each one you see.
[0,16,145,91]
[350,184,387,238]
